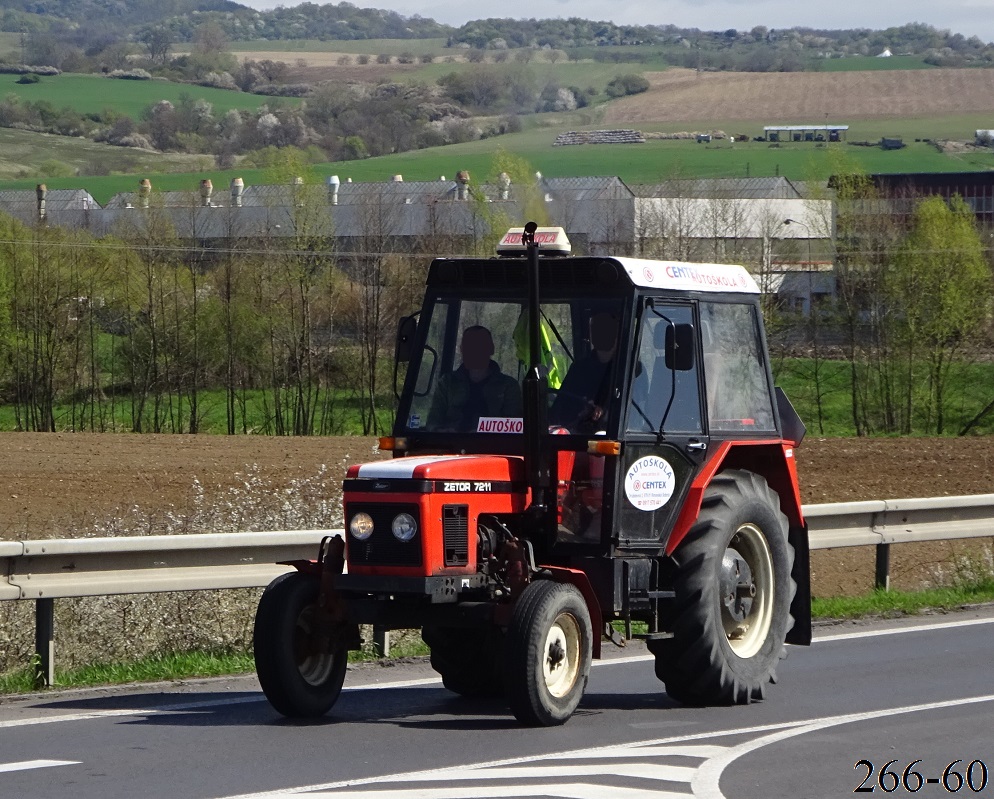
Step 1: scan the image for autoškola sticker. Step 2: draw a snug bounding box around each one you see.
[624,455,676,511]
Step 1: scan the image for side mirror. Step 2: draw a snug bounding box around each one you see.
[664,323,696,371]
[395,315,418,363]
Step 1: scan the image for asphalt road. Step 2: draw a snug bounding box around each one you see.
[2,607,993,799]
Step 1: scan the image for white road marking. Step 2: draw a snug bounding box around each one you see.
[222,694,994,799]
[692,692,994,799]
[221,740,723,798]
[815,616,994,642]
[0,759,79,773]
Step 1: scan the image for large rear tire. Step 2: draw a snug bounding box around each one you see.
[504,580,592,726]
[253,571,349,718]
[422,625,504,697]
[650,470,794,705]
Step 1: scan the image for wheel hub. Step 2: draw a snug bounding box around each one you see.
[720,524,775,659]
[721,546,755,626]
[542,616,581,699]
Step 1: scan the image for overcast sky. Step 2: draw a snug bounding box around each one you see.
[236,0,994,44]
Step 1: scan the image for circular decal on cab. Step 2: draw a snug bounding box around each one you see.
[624,456,676,511]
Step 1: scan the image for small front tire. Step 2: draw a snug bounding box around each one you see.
[253,571,349,718]
[504,580,592,726]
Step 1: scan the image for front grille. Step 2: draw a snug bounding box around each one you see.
[442,504,469,566]
[346,504,422,567]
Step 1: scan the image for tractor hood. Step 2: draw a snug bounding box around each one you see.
[345,454,526,495]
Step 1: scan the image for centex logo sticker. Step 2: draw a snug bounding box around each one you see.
[624,455,676,511]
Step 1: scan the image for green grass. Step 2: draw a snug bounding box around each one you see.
[0,126,212,181]
[3,72,300,120]
[773,356,994,437]
[812,581,994,619]
[0,32,21,59]
[0,387,395,436]
[815,54,937,71]
[0,636,432,694]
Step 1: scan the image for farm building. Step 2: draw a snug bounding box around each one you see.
[763,124,849,143]
[2,174,841,314]
[634,177,835,314]
[829,171,994,228]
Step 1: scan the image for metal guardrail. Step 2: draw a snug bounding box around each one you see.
[2,530,332,600]
[2,496,993,686]
[0,530,333,686]
[805,494,994,591]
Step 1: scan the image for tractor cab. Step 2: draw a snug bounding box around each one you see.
[386,226,804,560]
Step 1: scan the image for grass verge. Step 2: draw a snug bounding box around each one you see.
[0,634,432,695]
[810,579,994,620]
[3,583,993,696]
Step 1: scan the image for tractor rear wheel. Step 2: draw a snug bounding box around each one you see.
[253,571,350,718]
[504,580,592,726]
[650,470,794,705]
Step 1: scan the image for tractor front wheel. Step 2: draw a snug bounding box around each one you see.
[504,580,592,726]
[253,571,350,718]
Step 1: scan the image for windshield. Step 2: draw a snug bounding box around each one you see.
[400,296,623,435]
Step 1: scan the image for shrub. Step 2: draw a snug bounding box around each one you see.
[16,73,40,84]
[108,69,152,80]
[605,73,650,98]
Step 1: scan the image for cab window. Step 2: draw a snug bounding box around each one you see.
[700,302,776,432]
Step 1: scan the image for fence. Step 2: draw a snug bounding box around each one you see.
[3,495,993,686]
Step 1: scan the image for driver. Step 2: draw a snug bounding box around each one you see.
[549,311,618,432]
[427,325,522,432]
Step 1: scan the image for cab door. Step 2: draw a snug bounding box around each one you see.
[614,300,706,552]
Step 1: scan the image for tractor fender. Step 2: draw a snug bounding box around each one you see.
[666,440,805,556]
[540,566,603,659]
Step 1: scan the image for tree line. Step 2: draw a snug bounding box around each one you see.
[0,163,991,437]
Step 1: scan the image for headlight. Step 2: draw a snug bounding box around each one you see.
[391,512,418,542]
[349,512,374,541]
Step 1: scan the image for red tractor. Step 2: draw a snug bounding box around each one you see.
[253,223,810,726]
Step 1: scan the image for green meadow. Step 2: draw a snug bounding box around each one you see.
[815,54,937,71]
[4,129,992,206]
[2,72,300,119]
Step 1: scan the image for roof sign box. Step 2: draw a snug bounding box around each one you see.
[497,227,571,255]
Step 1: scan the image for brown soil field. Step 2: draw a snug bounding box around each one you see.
[0,433,991,597]
[604,67,994,124]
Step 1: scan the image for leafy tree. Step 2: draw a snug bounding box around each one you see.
[888,195,991,433]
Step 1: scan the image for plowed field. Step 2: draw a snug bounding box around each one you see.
[603,67,994,123]
[0,433,991,597]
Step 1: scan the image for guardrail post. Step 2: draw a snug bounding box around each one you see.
[875,543,891,591]
[373,627,390,657]
[34,598,55,688]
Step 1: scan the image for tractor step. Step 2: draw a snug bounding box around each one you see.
[633,632,675,641]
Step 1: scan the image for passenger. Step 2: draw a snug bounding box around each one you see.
[549,311,618,432]
[427,325,522,432]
